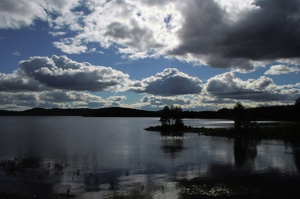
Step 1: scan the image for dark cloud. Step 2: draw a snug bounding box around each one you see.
[221,0,300,60]
[134,68,203,96]
[169,0,300,70]
[171,0,226,55]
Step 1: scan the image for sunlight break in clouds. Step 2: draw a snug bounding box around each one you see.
[2,0,300,72]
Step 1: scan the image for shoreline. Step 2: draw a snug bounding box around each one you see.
[144,123,300,140]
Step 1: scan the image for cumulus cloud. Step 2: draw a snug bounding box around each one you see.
[205,72,298,101]
[12,55,130,91]
[131,68,203,96]
[265,65,300,75]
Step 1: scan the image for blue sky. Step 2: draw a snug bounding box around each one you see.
[0,0,300,111]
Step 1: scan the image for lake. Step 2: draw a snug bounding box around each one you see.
[0,117,299,198]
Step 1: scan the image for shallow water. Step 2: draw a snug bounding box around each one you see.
[0,117,299,198]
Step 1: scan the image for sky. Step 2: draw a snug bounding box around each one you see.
[0,0,300,111]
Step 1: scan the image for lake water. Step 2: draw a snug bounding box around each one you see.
[0,117,299,198]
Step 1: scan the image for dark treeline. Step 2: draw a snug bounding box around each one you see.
[184,100,300,122]
[0,107,159,117]
[0,101,299,121]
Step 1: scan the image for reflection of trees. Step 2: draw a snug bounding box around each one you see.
[234,138,259,169]
[289,141,300,173]
[293,147,300,173]
[160,135,184,159]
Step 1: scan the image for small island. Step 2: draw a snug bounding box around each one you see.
[145,99,300,140]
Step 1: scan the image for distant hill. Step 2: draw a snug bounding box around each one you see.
[0,107,160,117]
[0,104,298,121]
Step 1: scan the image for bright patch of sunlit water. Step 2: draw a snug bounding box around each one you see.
[0,117,299,198]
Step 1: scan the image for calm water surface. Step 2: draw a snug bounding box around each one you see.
[0,117,299,198]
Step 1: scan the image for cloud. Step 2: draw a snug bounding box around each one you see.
[0,92,38,106]
[39,90,107,108]
[3,0,300,72]
[169,0,300,71]
[107,96,127,102]
[13,55,130,91]
[0,70,44,91]
[0,0,47,29]
[205,72,298,101]
[142,95,192,106]
[220,0,300,60]
[0,90,108,110]
[12,51,21,56]
[131,68,203,96]
[0,0,82,29]
[265,64,300,75]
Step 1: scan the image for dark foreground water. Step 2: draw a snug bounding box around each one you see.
[0,117,299,198]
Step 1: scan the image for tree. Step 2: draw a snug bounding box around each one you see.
[160,106,171,126]
[171,106,184,127]
[295,97,300,123]
[233,102,246,130]
[295,97,300,107]
[160,105,184,127]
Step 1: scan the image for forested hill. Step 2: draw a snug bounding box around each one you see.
[0,105,299,121]
[0,107,160,117]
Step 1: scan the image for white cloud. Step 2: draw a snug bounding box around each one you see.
[0,0,47,29]
[49,31,67,37]
[12,51,21,56]
[205,72,298,102]
[0,0,80,29]
[265,64,300,75]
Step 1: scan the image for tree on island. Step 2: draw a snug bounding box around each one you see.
[233,102,246,130]
[160,105,184,127]
[233,102,260,133]
[295,97,300,107]
[295,97,300,123]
